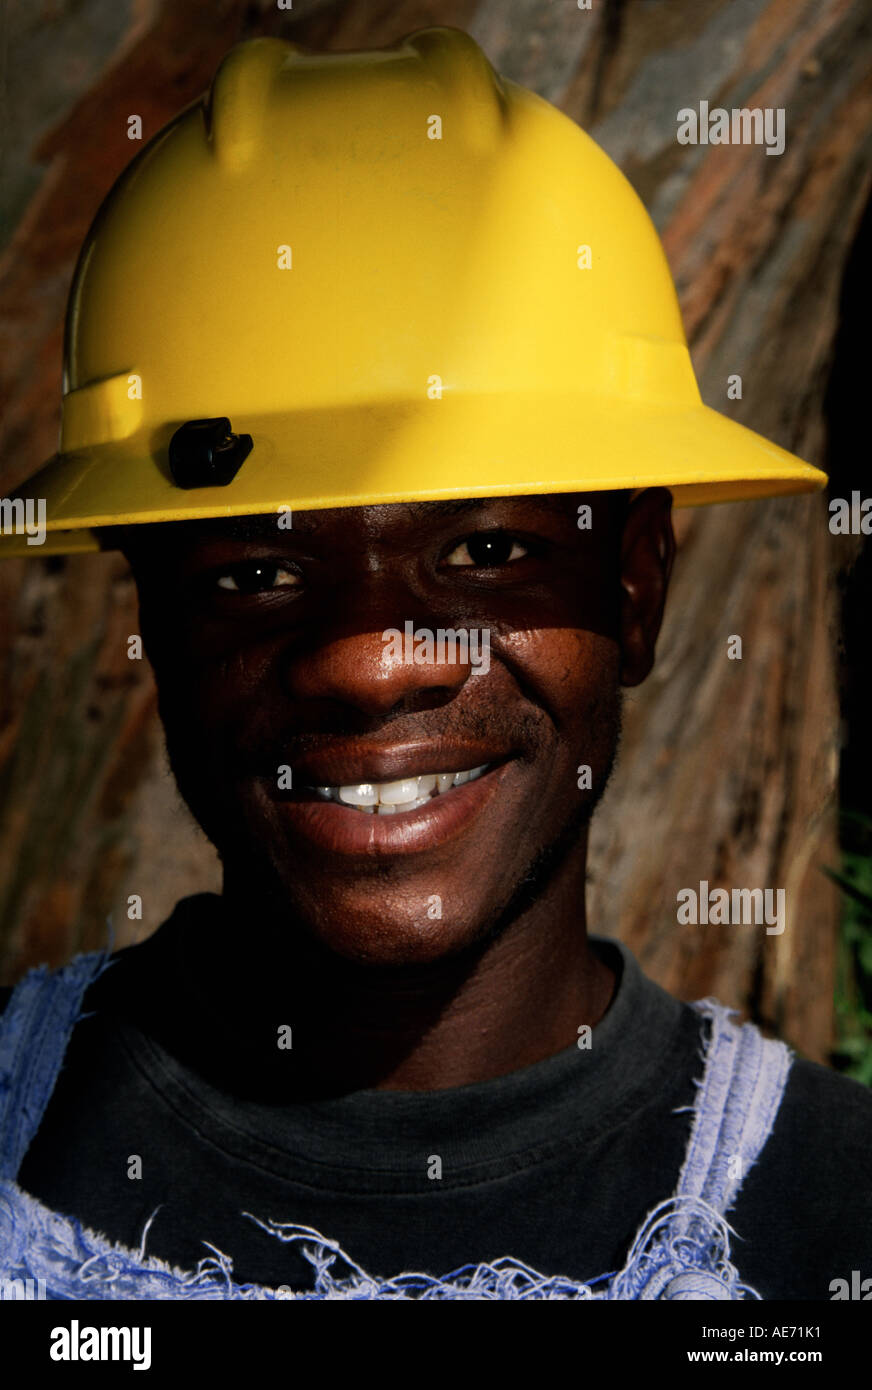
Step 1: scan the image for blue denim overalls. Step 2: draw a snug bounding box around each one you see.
[0,948,792,1300]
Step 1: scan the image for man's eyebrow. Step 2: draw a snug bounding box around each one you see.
[404,496,576,521]
[176,495,580,545]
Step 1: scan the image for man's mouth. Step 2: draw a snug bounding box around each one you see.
[259,750,515,857]
[308,764,491,815]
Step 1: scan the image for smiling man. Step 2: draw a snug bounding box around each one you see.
[114,490,635,1001]
[1,28,870,1303]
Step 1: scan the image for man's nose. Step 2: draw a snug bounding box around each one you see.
[280,623,475,718]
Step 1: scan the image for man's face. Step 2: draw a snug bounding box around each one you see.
[122,490,673,966]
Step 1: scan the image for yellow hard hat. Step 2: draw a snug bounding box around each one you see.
[0,27,827,560]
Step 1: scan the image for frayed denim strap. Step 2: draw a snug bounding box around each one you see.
[676,999,793,1224]
[0,950,113,1182]
[0,1179,279,1300]
[0,1181,601,1300]
[606,1000,793,1300]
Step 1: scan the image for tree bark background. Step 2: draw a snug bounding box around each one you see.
[1,0,868,1066]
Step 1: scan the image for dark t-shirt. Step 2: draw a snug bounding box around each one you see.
[2,893,871,1299]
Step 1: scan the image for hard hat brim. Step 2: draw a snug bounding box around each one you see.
[0,395,827,559]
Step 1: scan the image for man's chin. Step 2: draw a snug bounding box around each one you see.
[302,914,492,971]
[196,830,508,971]
[236,861,512,969]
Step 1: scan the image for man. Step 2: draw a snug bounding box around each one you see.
[0,28,869,1301]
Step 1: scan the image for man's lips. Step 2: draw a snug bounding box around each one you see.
[252,753,518,857]
[263,742,515,790]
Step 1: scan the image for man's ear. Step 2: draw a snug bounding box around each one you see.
[617,487,675,687]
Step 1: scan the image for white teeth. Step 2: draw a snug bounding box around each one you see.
[378,778,421,805]
[338,784,378,805]
[311,764,491,813]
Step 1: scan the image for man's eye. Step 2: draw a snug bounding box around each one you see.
[443,533,529,567]
[215,562,301,594]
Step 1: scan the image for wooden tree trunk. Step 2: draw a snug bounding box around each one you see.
[1,0,868,1065]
